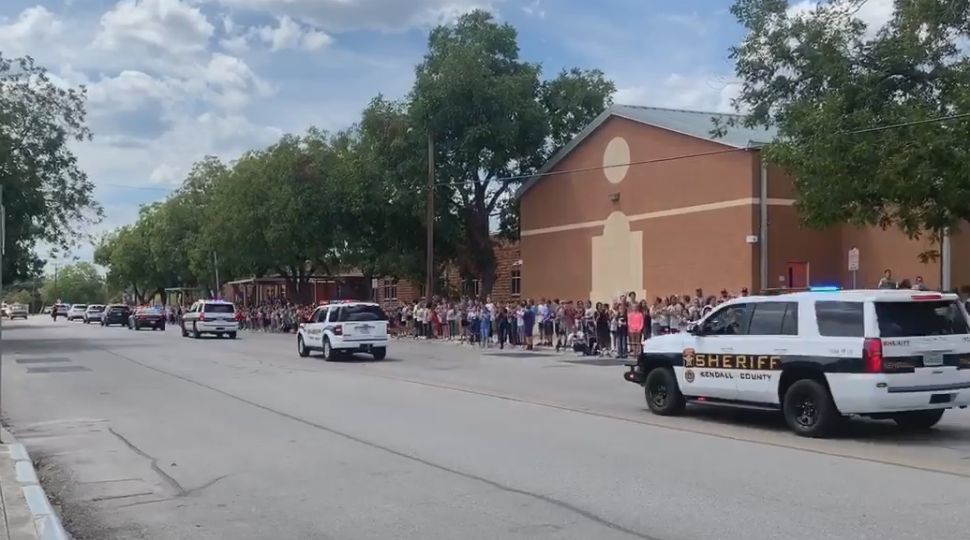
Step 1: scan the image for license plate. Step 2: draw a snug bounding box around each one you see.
[359,327,369,334]
[923,352,944,367]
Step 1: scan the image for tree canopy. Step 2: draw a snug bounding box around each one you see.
[39,261,104,305]
[728,0,970,244]
[93,10,615,302]
[0,54,100,284]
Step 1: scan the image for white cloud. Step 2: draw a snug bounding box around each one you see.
[522,0,545,19]
[616,74,742,113]
[93,0,215,56]
[254,15,333,52]
[0,6,64,56]
[787,0,893,38]
[206,0,499,32]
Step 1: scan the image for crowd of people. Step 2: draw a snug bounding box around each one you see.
[384,288,751,358]
[154,268,931,356]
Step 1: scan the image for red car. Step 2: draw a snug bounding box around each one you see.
[129,306,166,331]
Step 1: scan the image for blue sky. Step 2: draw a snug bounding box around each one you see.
[0,0,892,265]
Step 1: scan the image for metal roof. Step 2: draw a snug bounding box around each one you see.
[514,104,778,200]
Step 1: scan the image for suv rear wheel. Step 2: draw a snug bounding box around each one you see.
[322,338,335,362]
[297,336,309,357]
[893,409,945,431]
[783,379,841,438]
[644,367,685,416]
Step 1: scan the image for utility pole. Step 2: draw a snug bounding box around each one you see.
[425,130,435,301]
[213,251,221,299]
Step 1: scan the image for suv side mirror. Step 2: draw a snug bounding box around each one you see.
[687,322,702,335]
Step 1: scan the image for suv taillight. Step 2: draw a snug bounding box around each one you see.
[863,338,883,373]
[199,312,205,322]
[333,324,343,336]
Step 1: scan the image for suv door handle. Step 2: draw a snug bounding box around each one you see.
[721,347,735,352]
[774,348,788,354]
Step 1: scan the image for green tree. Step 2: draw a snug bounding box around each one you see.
[410,10,614,294]
[40,262,104,304]
[337,96,460,284]
[204,131,344,302]
[0,54,100,284]
[727,0,970,248]
[4,290,31,305]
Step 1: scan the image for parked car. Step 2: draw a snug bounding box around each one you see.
[129,306,165,331]
[7,304,29,319]
[66,304,88,321]
[52,304,70,319]
[101,305,132,327]
[83,305,106,324]
[42,306,53,314]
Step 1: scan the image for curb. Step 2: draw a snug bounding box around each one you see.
[0,428,70,540]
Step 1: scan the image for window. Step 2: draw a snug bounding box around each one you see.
[383,279,398,300]
[204,303,235,313]
[701,304,750,336]
[815,301,864,337]
[875,301,970,337]
[338,304,388,322]
[463,278,480,298]
[748,302,798,336]
[510,267,522,296]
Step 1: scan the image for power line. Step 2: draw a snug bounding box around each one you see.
[432,147,748,188]
[843,112,970,134]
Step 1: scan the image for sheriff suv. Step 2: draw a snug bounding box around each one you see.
[181,300,237,339]
[297,301,388,361]
[623,289,970,438]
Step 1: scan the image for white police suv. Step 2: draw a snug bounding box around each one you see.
[181,300,238,339]
[297,301,388,361]
[624,288,970,437]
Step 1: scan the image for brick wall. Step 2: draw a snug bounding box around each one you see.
[376,238,521,307]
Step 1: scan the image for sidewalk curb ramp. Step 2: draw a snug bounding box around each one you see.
[0,427,70,540]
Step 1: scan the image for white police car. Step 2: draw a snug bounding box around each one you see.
[297,301,388,361]
[624,288,970,437]
[181,300,238,339]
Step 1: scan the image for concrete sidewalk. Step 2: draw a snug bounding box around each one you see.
[0,428,68,540]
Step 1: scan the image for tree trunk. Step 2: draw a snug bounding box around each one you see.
[462,205,497,298]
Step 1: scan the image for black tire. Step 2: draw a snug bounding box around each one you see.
[84,319,90,324]
[298,336,310,357]
[322,338,335,362]
[893,409,945,431]
[644,367,686,416]
[192,323,201,339]
[181,324,188,337]
[783,379,842,438]
[228,332,237,340]
[372,347,387,361]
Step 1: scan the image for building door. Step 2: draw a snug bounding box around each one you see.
[786,262,809,289]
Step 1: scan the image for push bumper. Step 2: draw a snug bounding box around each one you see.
[623,359,646,384]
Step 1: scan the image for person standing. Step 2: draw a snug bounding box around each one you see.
[615,304,629,359]
[628,303,643,357]
[523,301,536,351]
[497,306,511,349]
[878,269,897,289]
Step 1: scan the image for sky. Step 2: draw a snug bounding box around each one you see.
[0,0,894,266]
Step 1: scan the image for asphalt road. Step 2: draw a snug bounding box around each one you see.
[2,317,970,540]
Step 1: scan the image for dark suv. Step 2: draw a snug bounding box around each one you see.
[101,305,132,327]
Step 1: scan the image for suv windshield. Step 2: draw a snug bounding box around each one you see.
[876,300,970,337]
[108,305,129,313]
[204,303,235,313]
[339,305,387,322]
[73,305,87,310]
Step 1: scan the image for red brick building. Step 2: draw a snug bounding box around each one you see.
[375,239,522,306]
[515,104,970,301]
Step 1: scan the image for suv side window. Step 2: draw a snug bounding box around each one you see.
[701,303,750,336]
[748,302,798,336]
[815,301,864,337]
[315,308,327,323]
[327,307,338,323]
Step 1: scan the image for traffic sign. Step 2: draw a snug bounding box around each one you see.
[847,248,860,272]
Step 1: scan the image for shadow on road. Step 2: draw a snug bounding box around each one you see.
[675,404,970,446]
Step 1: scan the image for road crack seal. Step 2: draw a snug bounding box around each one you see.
[102,347,661,540]
[107,427,230,498]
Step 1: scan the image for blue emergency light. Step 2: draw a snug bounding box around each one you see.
[809,286,841,292]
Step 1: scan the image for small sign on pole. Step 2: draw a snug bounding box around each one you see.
[847,248,860,289]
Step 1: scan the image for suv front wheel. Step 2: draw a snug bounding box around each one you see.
[644,367,685,416]
[783,379,842,438]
